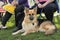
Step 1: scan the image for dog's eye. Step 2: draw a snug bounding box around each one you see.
[29,14,31,16]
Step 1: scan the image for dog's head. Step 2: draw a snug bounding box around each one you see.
[24,7,37,21]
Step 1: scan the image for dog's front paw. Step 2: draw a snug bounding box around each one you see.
[12,32,17,35]
[21,32,27,36]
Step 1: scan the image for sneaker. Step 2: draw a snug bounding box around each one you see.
[0,25,7,29]
[12,27,21,35]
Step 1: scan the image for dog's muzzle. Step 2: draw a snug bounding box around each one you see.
[29,15,34,20]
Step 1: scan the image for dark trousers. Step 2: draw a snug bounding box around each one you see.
[14,5,25,29]
[0,12,1,18]
[37,3,57,22]
[2,11,12,26]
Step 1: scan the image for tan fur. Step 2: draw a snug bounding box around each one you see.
[13,7,56,36]
[39,21,56,35]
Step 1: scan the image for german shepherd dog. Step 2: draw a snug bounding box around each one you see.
[12,7,56,36]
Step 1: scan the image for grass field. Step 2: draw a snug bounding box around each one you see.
[0,13,60,40]
[0,28,60,40]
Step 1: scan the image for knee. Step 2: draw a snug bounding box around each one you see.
[44,3,57,12]
[14,6,24,13]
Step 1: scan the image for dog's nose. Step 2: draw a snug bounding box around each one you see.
[30,16,34,20]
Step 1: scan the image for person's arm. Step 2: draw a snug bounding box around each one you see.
[35,0,54,8]
[34,0,43,8]
[42,0,54,7]
[34,0,54,5]
[34,0,40,4]
[11,0,18,6]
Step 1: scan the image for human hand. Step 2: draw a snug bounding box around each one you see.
[38,3,47,8]
[38,3,43,8]
[42,4,46,8]
[11,1,18,6]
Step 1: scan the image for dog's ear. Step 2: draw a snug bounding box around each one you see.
[24,7,29,13]
[33,7,37,12]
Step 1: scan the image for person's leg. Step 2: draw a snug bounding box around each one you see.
[43,3,57,22]
[37,7,41,14]
[13,5,25,32]
[0,12,2,18]
[0,11,12,29]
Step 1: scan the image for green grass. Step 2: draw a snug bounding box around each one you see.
[0,28,60,40]
[0,14,60,40]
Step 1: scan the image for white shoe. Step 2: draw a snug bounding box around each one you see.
[12,29,24,35]
[0,25,7,29]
